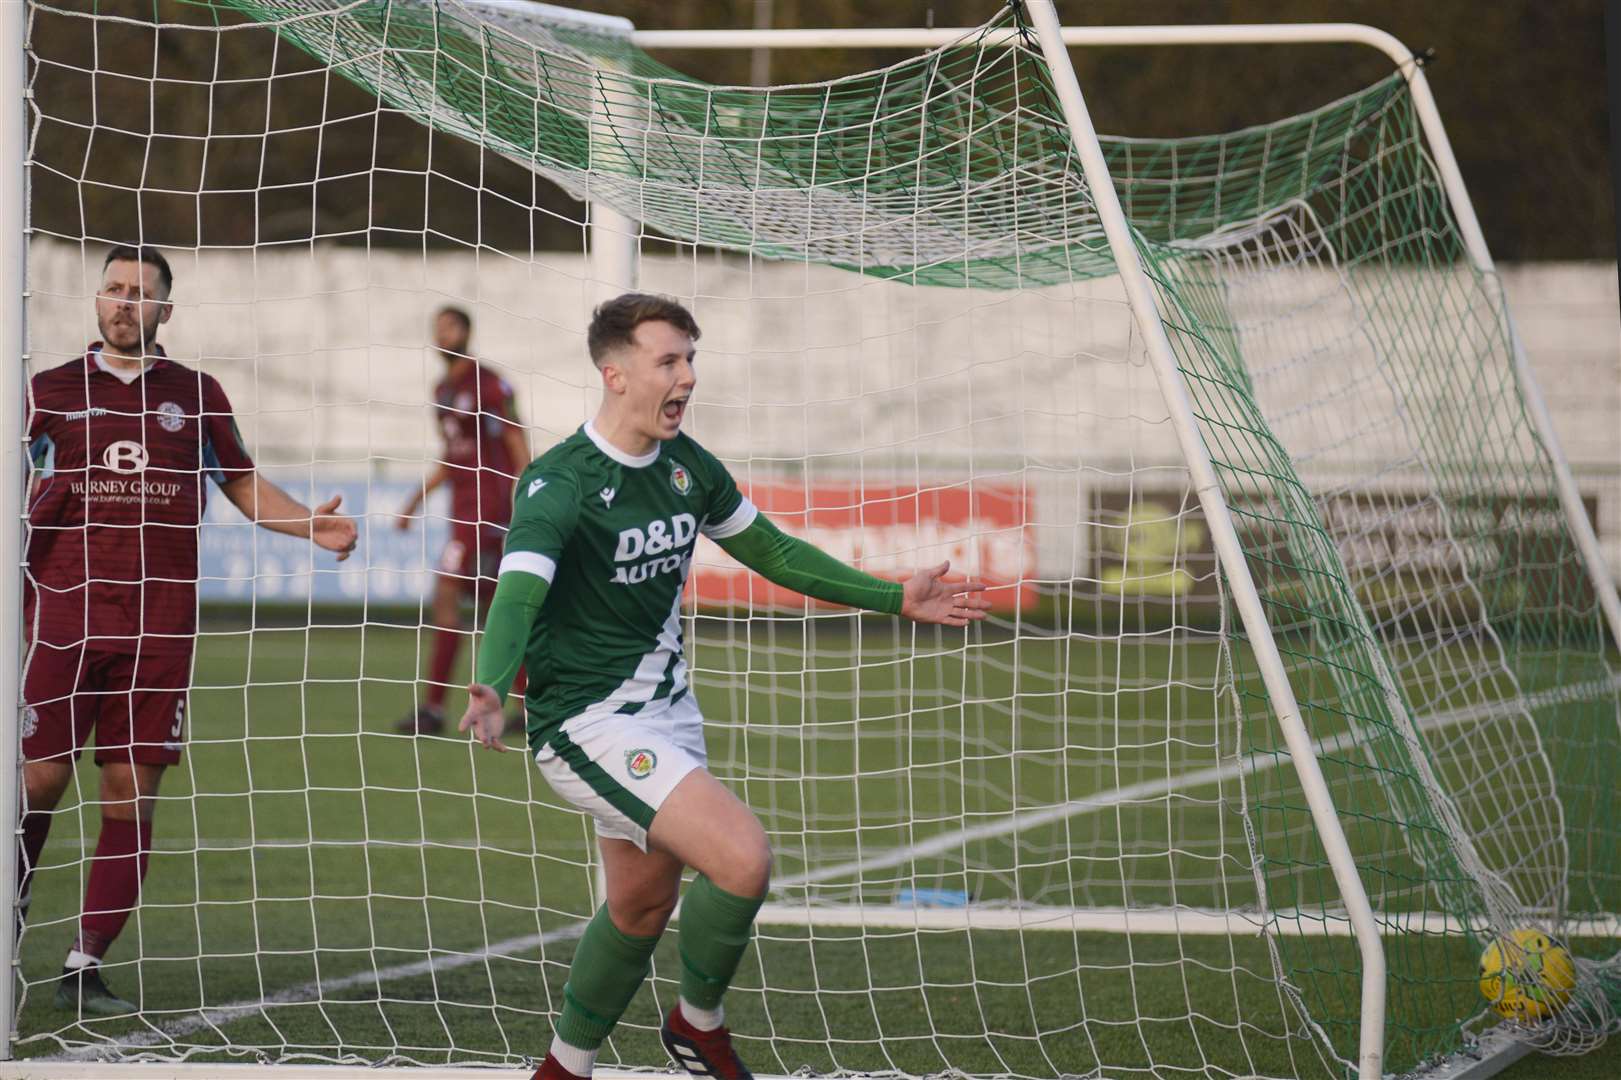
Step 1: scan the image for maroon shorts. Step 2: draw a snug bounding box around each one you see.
[437,524,505,595]
[22,644,190,766]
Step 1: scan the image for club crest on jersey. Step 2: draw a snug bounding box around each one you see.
[670,463,691,496]
[156,401,185,432]
[625,748,658,780]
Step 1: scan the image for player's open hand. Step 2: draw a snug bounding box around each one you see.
[459,684,509,752]
[899,562,992,627]
[312,494,359,562]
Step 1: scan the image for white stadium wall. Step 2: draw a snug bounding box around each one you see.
[25,239,1621,596]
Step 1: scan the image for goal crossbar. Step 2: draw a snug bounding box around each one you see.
[625,15,1621,660]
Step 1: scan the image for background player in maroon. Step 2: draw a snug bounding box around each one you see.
[19,245,359,1017]
[395,306,530,735]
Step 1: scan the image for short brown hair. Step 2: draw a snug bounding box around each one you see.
[587,293,700,367]
[103,244,173,296]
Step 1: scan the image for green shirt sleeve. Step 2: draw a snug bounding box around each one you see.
[684,436,751,540]
[473,465,581,700]
[505,465,582,566]
[715,512,904,615]
[474,571,549,701]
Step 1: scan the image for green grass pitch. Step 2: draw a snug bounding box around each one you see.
[11,616,1617,1077]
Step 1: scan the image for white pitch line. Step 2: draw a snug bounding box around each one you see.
[45,674,1621,1058]
[53,836,535,853]
[750,902,1621,938]
[57,922,586,1062]
[777,674,1621,890]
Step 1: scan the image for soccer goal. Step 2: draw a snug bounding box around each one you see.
[4,1,1619,1078]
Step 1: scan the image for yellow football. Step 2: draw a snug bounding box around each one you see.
[1478,929,1576,1022]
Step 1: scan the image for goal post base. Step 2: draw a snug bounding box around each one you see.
[1404,1024,1538,1080]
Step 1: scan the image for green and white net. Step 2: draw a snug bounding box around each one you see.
[19,0,1621,1076]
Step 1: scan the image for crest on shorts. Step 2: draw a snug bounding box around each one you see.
[669,463,691,496]
[625,748,658,780]
[156,401,185,433]
[20,707,37,740]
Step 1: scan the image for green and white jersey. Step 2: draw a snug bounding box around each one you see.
[502,421,757,751]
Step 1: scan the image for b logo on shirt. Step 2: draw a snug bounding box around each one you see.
[101,440,148,474]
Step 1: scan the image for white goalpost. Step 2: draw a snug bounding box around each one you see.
[4,2,1619,1079]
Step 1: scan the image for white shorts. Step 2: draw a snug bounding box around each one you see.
[533,693,707,852]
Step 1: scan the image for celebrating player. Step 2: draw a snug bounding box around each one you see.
[459,294,991,1080]
[395,306,530,735]
[19,245,359,1017]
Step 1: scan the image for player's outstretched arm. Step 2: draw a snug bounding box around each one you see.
[396,464,449,531]
[219,473,358,561]
[899,561,994,627]
[715,515,990,626]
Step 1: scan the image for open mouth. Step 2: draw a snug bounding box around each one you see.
[662,397,687,424]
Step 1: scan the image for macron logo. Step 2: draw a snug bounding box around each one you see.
[527,476,547,497]
[600,487,616,508]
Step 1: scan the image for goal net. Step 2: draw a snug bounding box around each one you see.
[14,0,1621,1076]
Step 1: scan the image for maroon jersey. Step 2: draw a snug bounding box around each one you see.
[26,346,255,655]
[435,361,520,528]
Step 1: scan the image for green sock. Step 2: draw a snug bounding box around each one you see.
[676,875,766,1011]
[554,905,661,1051]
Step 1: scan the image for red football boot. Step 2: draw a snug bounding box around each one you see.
[660,1006,754,1080]
[531,1051,589,1080]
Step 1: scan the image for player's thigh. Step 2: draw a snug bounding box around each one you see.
[435,527,486,601]
[430,564,465,606]
[91,651,191,769]
[646,769,771,897]
[643,697,770,890]
[532,697,709,854]
[21,640,97,767]
[471,525,505,609]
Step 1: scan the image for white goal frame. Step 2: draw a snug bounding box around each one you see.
[1,4,1615,1079]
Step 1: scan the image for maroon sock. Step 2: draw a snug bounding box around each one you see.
[17,811,52,916]
[73,817,151,960]
[424,626,463,710]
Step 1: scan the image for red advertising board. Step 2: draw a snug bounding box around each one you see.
[688,481,1033,612]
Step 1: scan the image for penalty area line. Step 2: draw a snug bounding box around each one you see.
[52,923,587,1063]
[776,675,1621,890]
